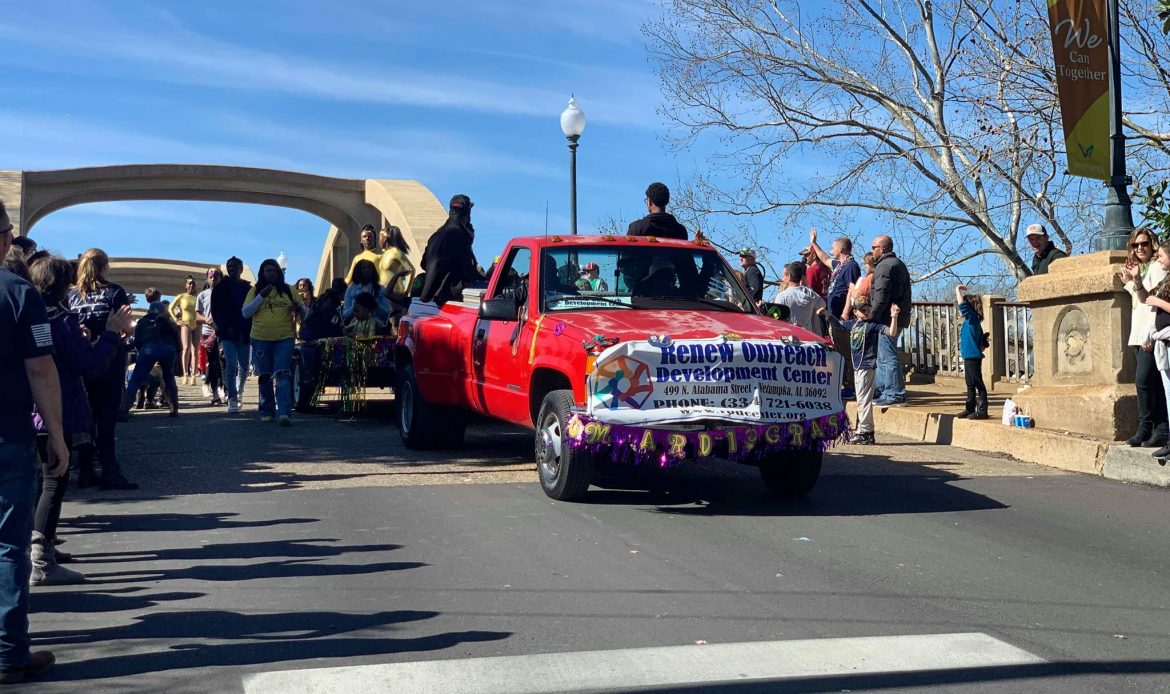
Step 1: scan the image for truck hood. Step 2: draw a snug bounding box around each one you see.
[547,309,827,346]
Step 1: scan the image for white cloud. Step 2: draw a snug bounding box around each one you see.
[0,111,304,171]
[0,17,658,128]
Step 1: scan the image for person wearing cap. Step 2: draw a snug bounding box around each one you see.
[344,224,382,285]
[196,267,224,405]
[0,200,64,683]
[799,246,830,300]
[627,182,688,240]
[419,194,486,305]
[1026,223,1067,276]
[576,262,608,292]
[737,248,765,305]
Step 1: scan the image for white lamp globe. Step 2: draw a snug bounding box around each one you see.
[560,96,586,138]
[276,250,288,271]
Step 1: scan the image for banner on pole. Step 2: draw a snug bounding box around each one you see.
[1047,0,1112,180]
[586,337,844,426]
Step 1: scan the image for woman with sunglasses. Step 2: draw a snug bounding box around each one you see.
[170,275,200,385]
[1119,227,1168,448]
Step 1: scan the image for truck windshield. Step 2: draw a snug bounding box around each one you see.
[540,246,755,313]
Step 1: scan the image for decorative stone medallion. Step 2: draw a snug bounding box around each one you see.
[1056,306,1092,375]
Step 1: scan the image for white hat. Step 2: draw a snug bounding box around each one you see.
[1025,223,1048,237]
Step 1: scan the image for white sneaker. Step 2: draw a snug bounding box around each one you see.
[202,384,212,398]
[218,387,227,400]
[227,398,240,414]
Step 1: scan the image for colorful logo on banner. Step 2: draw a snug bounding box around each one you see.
[586,337,844,426]
[1047,0,1112,180]
[593,355,655,410]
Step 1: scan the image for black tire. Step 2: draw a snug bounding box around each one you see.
[535,389,593,501]
[396,363,466,449]
[759,449,823,497]
[292,351,315,414]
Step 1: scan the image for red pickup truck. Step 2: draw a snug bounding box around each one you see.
[394,234,847,501]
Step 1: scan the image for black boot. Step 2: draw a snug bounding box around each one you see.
[1137,430,1165,447]
[968,399,989,420]
[1128,426,1153,447]
[956,400,975,418]
[1153,444,1170,459]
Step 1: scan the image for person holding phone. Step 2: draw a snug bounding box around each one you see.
[1119,227,1168,448]
[241,259,306,426]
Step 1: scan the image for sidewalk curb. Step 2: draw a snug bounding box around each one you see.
[1101,445,1170,488]
[847,401,1111,478]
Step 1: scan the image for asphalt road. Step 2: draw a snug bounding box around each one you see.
[26,385,1170,692]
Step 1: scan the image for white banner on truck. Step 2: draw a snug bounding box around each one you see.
[586,337,844,426]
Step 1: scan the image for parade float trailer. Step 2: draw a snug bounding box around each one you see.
[394,234,848,501]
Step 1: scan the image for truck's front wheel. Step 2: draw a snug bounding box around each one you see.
[396,363,465,450]
[535,390,593,501]
[759,449,823,497]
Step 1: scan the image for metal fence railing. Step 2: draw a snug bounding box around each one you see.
[1000,302,1034,383]
[903,302,963,377]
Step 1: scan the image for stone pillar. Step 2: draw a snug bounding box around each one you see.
[981,294,1006,389]
[0,171,25,236]
[1014,251,1135,440]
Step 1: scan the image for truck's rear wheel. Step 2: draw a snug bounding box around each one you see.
[535,389,593,501]
[759,449,823,497]
[292,349,316,414]
[396,363,465,449]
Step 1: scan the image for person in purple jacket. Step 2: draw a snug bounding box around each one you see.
[27,254,131,585]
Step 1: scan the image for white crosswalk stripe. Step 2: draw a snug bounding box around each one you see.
[242,632,1044,694]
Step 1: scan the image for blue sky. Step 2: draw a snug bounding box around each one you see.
[2,0,712,288]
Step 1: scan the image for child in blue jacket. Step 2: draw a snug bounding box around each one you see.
[956,284,988,419]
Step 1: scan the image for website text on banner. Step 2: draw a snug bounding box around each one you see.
[1047,0,1112,180]
[586,338,845,426]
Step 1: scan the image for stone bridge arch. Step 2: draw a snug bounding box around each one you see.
[0,165,447,290]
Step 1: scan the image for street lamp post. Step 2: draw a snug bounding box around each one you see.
[1096,0,1135,251]
[560,96,586,235]
[276,250,288,272]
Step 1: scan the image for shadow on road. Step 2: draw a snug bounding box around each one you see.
[80,402,532,499]
[59,512,318,534]
[31,588,205,614]
[587,450,1009,517]
[36,608,511,681]
[76,538,402,563]
[82,557,426,585]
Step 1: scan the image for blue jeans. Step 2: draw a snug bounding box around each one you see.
[221,338,250,401]
[251,338,295,418]
[0,444,36,669]
[876,332,906,401]
[123,342,178,408]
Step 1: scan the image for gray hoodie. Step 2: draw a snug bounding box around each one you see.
[771,285,826,335]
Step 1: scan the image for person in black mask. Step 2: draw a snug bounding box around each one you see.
[419,194,486,305]
[627,182,688,240]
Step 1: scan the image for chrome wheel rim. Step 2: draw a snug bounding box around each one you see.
[538,412,563,480]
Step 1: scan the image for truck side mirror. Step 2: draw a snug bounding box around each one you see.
[479,296,519,321]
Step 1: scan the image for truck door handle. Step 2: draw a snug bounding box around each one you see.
[473,327,487,369]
